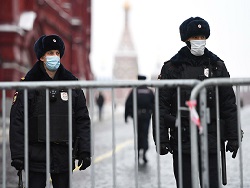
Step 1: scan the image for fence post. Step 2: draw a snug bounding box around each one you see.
[2,89,6,188]
[177,87,183,188]
[111,88,117,188]
[190,104,199,188]
[200,88,209,188]
[132,87,139,188]
[154,87,161,188]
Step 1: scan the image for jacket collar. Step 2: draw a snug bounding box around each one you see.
[24,61,77,81]
[169,46,223,66]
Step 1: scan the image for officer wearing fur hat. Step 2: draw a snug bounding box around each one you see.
[10,34,91,188]
[153,17,240,187]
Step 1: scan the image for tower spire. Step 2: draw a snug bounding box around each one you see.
[116,0,135,54]
[113,0,138,104]
[124,0,130,28]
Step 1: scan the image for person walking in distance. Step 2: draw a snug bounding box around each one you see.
[96,91,105,121]
[9,34,91,188]
[125,75,155,163]
[153,17,240,188]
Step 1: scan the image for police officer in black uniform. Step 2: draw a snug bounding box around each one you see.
[10,34,91,188]
[153,17,240,188]
[125,75,154,163]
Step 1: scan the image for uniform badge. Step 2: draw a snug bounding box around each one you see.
[60,92,68,101]
[204,68,209,77]
[12,92,18,105]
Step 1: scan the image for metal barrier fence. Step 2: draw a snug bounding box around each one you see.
[189,78,250,188]
[0,78,249,188]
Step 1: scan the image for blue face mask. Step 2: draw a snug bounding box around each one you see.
[45,56,60,71]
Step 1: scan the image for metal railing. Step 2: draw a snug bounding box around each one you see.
[189,78,250,188]
[1,78,249,187]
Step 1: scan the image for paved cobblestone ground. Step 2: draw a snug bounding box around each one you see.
[72,111,176,188]
[1,105,250,188]
[71,105,250,188]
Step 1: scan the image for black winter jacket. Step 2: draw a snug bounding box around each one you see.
[153,46,238,153]
[125,85,155,120]
[9,61,91,172]
[125,86,155,150]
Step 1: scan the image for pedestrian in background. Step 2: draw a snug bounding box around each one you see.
[9,34,91,188]
[153,17,240,188]
[96,91,105,121]
[125,75,154,163]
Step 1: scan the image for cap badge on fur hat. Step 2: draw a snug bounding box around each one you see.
[53,39,56,42]
[198,24,201,28]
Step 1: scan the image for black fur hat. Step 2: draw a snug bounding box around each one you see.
[138,75,147,80]
[179,17,210,42]
[34,34,65,60]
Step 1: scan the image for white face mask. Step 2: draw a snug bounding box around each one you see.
[189,40,206,56]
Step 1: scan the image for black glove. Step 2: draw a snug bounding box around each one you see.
[11,158,24,171]
[226,140,239,158]
[157,142,173,155]
[78,152,91,170]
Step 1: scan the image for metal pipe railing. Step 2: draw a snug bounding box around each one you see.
[190,77,249,188]
[1,89,6,188]
[154,87,161,187]
[132,87,139,188]
[0,79,198,188]
[5,78,240,188]
[111,88,117,188]
[24,89,29,188]
[0,80,200,90]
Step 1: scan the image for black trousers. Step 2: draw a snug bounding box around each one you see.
[29,171,70,188]
[173,151,219,188]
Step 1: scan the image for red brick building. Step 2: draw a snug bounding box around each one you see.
[0,0,93,83]
[0,0,93,112]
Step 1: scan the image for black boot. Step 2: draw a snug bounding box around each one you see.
[143,150,148,163]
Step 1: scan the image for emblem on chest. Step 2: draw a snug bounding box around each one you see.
[204,68,209,77]
[61,92,68,101]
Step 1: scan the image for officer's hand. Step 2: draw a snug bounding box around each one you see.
[11,158,24,171]
[78,152,91,170]
[226,140,239,158]
[157,143,173,155]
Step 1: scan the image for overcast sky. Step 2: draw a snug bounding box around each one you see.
[91,0,250,80]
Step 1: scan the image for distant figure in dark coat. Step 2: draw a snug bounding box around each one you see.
[96,91,105,121]
[125,75,154,163]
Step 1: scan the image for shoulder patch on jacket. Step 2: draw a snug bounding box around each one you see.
[12,92,18,105]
